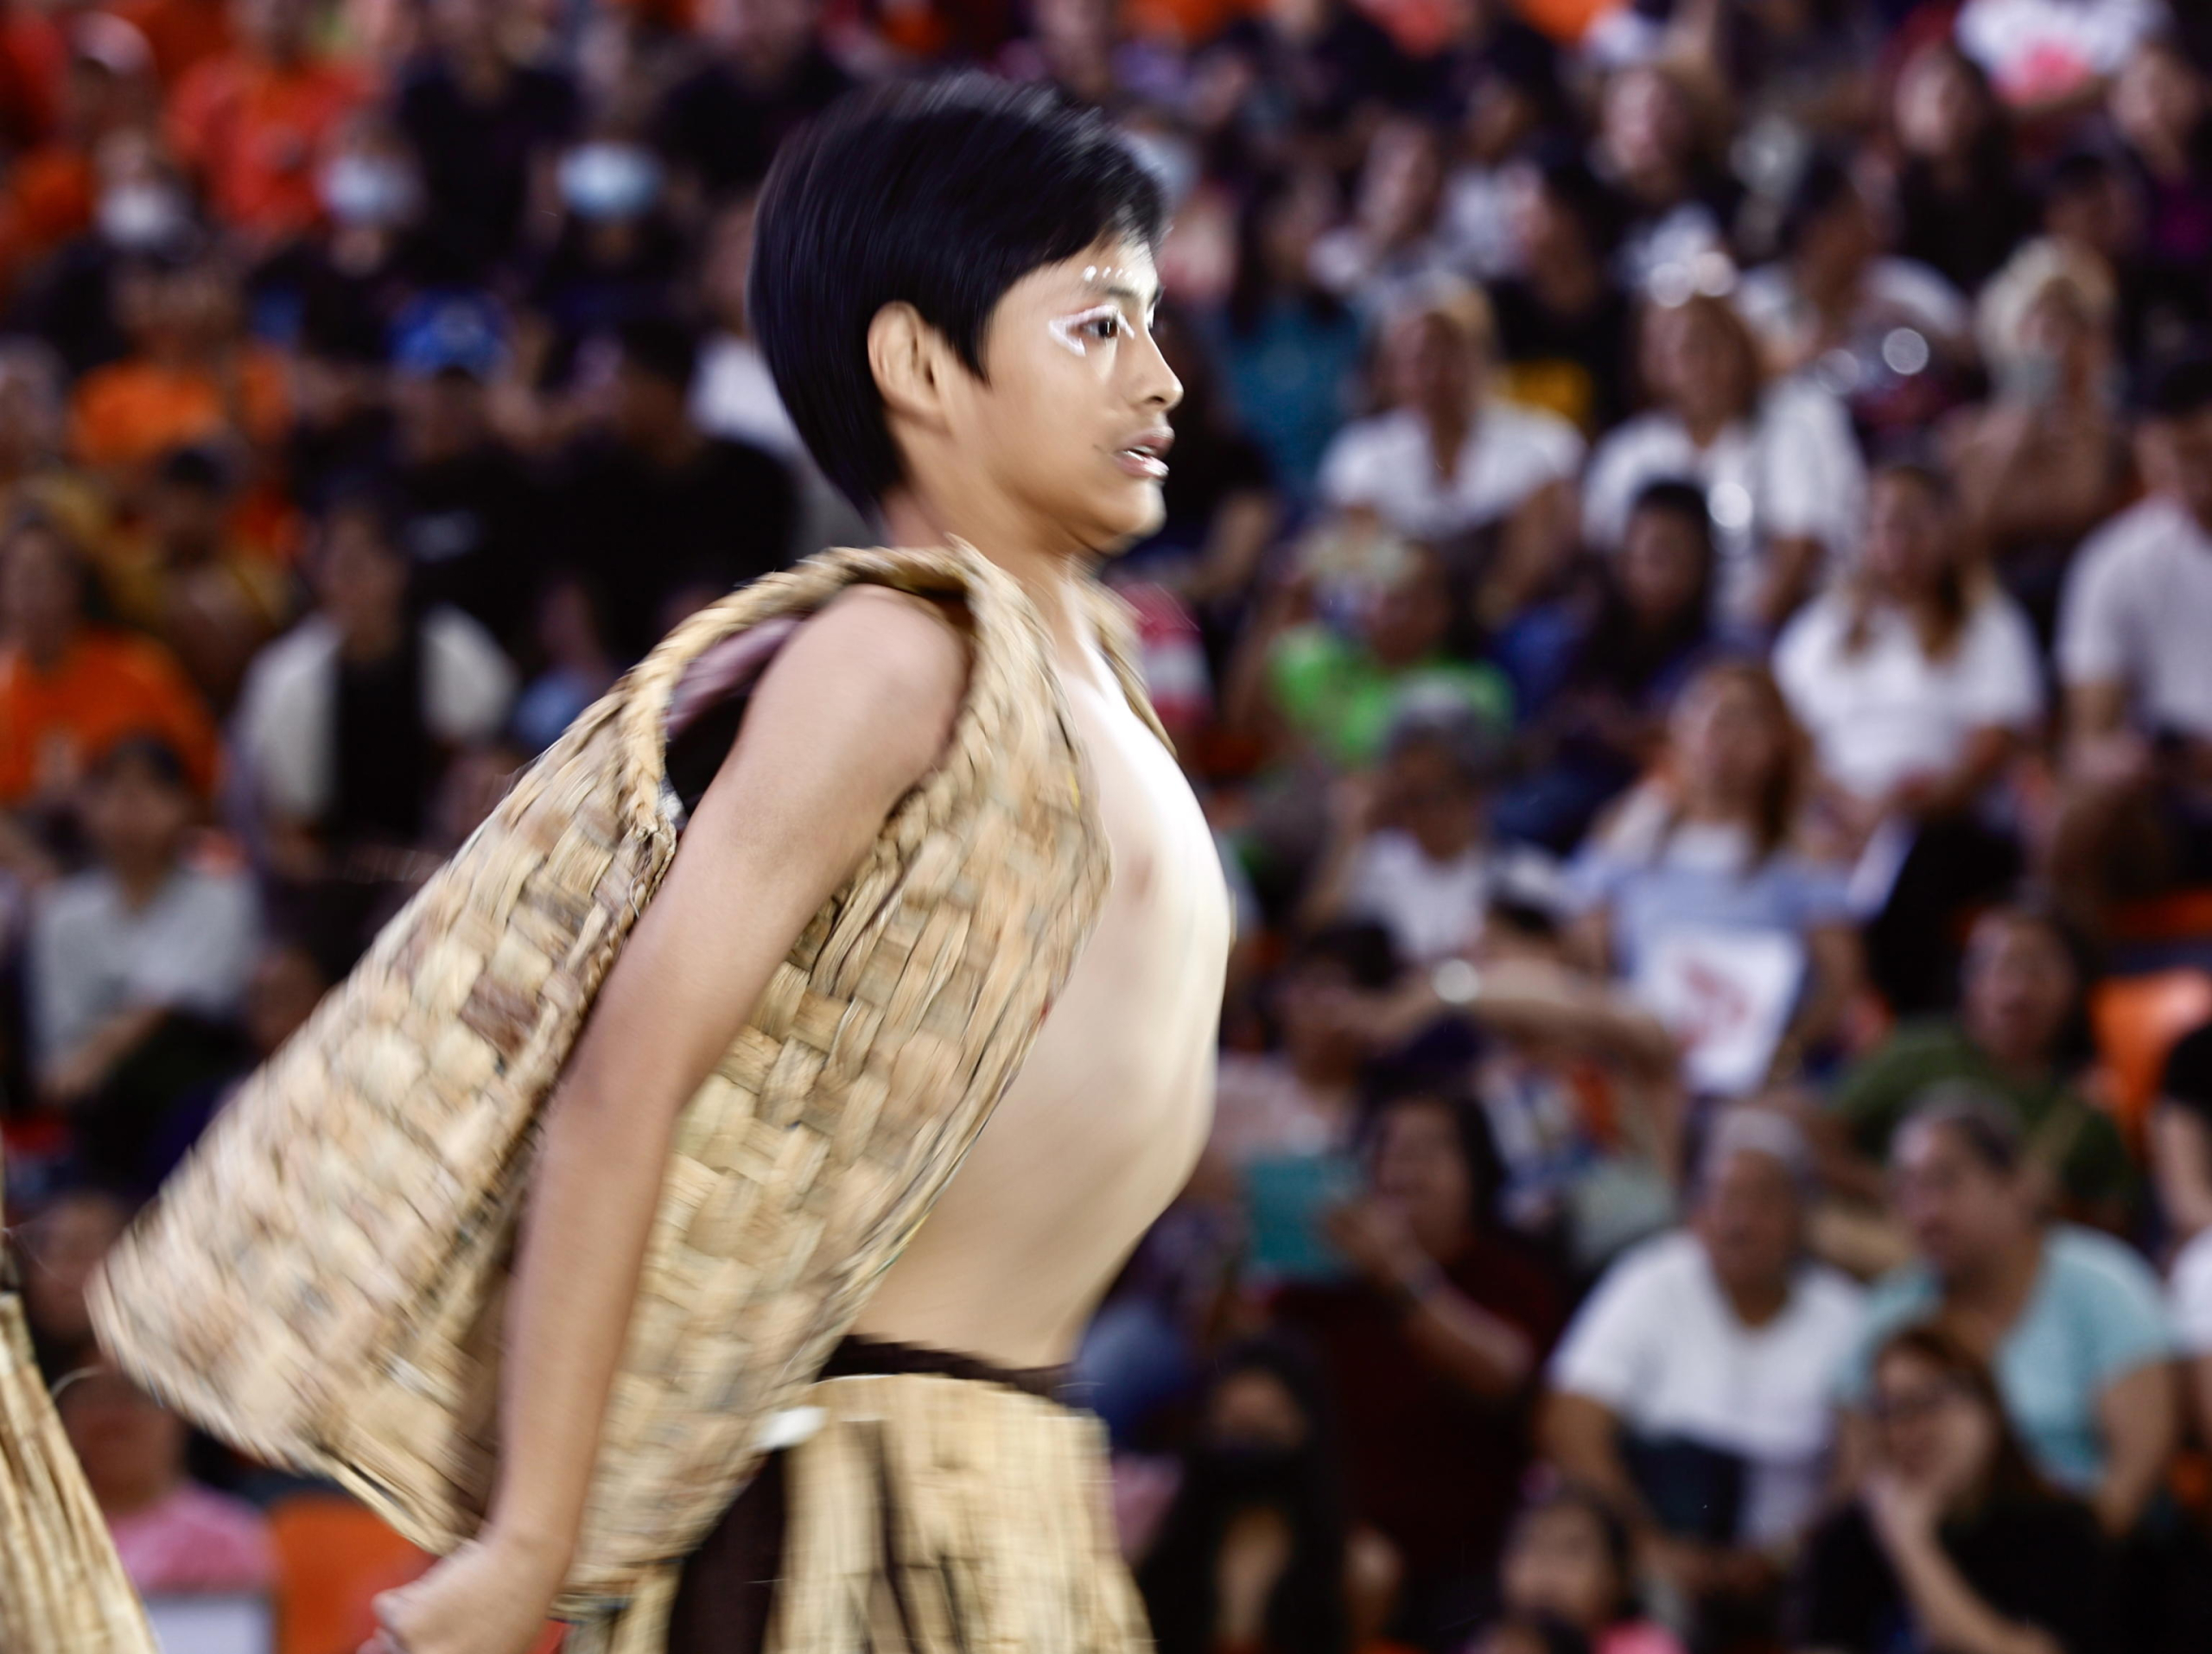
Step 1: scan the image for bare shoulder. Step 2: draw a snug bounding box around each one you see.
[729,582,969,801]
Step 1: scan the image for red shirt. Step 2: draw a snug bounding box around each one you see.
[168,51,365,238]
[1273,1234,1566,1585]
[0,631,221,803]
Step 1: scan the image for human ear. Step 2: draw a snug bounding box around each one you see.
[868,301,955,431]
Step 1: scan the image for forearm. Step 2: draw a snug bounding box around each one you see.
[480,1069,684,1561]
[1541,1394,1651,1525]
[2092,1364,2179,1535]
[1397,1274,1535,1400]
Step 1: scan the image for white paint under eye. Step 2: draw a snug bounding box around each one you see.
[1049,302,1121,357]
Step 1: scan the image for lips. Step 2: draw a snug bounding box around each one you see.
[1115,426,1175,480]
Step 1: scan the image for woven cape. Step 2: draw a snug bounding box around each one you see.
[1,1141,157,1652]
[92,543,1160,1625]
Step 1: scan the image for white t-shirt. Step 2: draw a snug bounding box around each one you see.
[690,332,804,462]
[2057,494,2212,740]
[1340,830,1563,964]
[2170,1227,2212,1358]
[1549,1229,1867,1546]
[1320,399,1585,545]
[1581,380,1866,625]
[1773,586,2044,802]
[1957,0,2168,105]
[1735,258,1971,362]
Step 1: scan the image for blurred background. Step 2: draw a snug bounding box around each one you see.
[5,0,2212,1649]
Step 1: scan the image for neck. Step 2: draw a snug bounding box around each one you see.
[878,489,1096,668]
[1949,1230,2043,1316]
[95,1472,177,1521]
[111,856,176,909]
[1532,253,1600,313]
[1723,1271,1789,1327]
[340,611,405,664]
[1678,403,1735,448]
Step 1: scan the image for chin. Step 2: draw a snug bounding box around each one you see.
[1082,485,1166,556]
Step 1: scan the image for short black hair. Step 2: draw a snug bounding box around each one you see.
[751,73,1169,509]
[1628,475,1712,535]
[617,315,702,395]
[156,444,230,495]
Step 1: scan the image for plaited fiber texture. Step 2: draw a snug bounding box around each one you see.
[1,1140,158,1652]
[586,1372,1147,1654]
[92,544,1146,1621]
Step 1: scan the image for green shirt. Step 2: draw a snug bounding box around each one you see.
[1829,1020,2135,1210]
[1268,627,1511,769]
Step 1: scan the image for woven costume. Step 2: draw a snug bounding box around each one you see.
[92,544,1164,1646]
[0,1141,158,1652]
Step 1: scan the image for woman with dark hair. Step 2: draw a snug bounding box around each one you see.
[1772,462,2042,1013]
[1270,1081,1567,1644]
[1569,660,1861,1089]
[1488,146,1635,436]
[1499,1485,1686,1654]
[1214,166,1365,497]
[1891,41,2037,296]
[1849,1093,2177,1540]
[1496,478,1717,851]
[1792,1324,2107,1654]
[1136,1340,1357,1654]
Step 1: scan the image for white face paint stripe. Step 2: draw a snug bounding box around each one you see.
[1048,302,1122,358]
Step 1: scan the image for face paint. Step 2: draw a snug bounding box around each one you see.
[1048,302,1123,358]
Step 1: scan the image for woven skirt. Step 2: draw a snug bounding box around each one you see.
[658,1338,1149,1654]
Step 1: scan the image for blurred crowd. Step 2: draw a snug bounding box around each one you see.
[6,0,2212,1650]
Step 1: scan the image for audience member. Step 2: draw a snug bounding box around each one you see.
[1544,1108,1866,1647]
[1272,1082,1565,1644]
[14,1183,130,1382]
[2152,1021,2212,1447]
[58,1361,275,1597]
[1823,902,2129,1225]
[1582,293,1862,633]
[0,511,219,812]
[1497,1485,1685,1654]
[1849,1090,2176,1536]
[1570,662,1859,1092]
[1791,1323,2107,1654]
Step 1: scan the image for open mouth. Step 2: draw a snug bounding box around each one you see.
[1116,433,1173,480]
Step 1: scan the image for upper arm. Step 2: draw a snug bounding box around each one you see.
[561,587,966,1116]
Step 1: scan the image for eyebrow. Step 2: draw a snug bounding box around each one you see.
[1096,280,1160,311]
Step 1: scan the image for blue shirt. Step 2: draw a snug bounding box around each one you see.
[1840,1225,2176,1494]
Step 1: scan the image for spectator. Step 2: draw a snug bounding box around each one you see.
[1302,707,1550,964]
[2111,41,2212,353]
[65,251,289,479]
[1543,1108,1866,1646]
[392,0,581,283]
[1592,63,1736,293]
[1249,532,1510,772]
[1890,41,2037,299]
[13,1184,131,1382]
[1823,901,2126,1225]
[1496,479,1717,853]
[687,190,804,466]
[2050,353,2212,921]
[27,734,257,1187]
[1955,0,2169,121]
[0,511,220,811]
[98,443,288,709]
[57,1362,275,1597]
[384,299,543,650]
[1791,1323,2107,1654]
[1943,239,2131,646]
[1850,1090,2177,1536]
[1214,165,1364,496]
[1772,461,2041,1013]
[1570,662,1860,1093]
[165,0,364,248]
[1489,147,1635,436]
[0,337,104,544]
[1272,1082,1566,1642]
[2151,1021,2212,1447]
[547,315,797,662]
[232,488,514,883]
[1310,116,1459,326]
[510,573,619,757]
[1734,153,1973,435]
[652,0,855,200]
[1440,23,1570,283]
[1498,1485,1686,1654]
[1135,1341,1374,1654]
[1582,293,1863,633]
[1317,283,1583,627]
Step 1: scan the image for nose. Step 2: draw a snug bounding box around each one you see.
[1136,322,1183,412]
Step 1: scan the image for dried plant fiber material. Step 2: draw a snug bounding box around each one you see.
[93,543,1157,1632]
[1,1136,157,1652]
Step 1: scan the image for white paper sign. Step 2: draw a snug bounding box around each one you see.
[1635,926,1807,1096]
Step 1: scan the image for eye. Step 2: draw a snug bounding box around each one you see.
[1084,312,1128,343]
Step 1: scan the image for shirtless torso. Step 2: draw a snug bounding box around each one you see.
[850,622,1232,1369]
